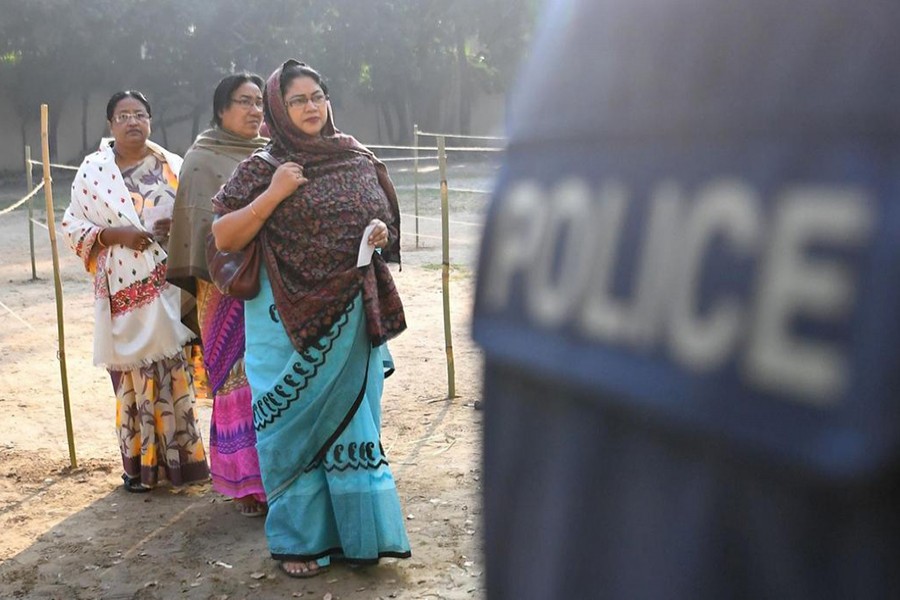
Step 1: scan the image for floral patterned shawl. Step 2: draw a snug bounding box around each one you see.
[214,60,405,355]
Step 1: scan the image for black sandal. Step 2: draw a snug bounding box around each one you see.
[122,473,150,493]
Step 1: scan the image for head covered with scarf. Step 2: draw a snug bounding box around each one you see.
[214,59,405,354]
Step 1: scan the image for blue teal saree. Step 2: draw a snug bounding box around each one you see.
[245,266,411,563]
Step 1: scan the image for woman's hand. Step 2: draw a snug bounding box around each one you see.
[102,226,154,251]
[267,162,307,202]
[120,227,155,251]
[367,219,390,248]
[212,164,305,252]
[152,217,172,239]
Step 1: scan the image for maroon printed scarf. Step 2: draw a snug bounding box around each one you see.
[214,60,405,354]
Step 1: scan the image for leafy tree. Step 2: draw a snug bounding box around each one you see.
[309,0,537,142]
[0,0,537,157]
[0,0,132,158]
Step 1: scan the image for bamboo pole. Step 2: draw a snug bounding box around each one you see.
[437,135,456,398]
[25,145,37,280]
[40,105,77,468]
[413,123,420,249]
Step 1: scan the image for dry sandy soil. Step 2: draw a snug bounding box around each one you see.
[0,199,485,600]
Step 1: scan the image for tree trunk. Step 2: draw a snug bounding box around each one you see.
[456,32,472,135]
[395,95,411,144]
[375,105,382,142]
[48,106,62,161]
[380,103,395,145]
[388,83,411,144]
[422,80,443,134]
[20,121,27,169]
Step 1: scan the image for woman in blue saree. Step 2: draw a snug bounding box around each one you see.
[211,60,410,578]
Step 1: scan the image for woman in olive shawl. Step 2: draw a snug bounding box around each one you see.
[212,61,410,578]
[166,74,269,516]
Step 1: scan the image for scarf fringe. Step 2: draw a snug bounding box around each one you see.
[101,338,194,372]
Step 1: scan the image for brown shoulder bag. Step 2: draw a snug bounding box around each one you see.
[205,149,280,300]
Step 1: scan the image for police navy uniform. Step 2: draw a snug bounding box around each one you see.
[473,0,900,598]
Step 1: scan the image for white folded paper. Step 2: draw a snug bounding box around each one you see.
[142,198,174,233]
[357,223,377,267]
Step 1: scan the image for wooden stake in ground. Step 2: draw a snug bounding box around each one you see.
[438,135,456,399]
[413,123,420,249]
[25,145,37,280]
[40,104,77,468]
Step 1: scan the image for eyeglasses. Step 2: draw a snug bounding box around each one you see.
[286,91,327,109]
[113,112,150,124]
[231,97,264,110]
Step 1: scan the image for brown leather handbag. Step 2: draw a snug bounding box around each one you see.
[204,149,280,300]
[205,232,261,300]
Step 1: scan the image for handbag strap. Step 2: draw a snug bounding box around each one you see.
[254,149,281,169]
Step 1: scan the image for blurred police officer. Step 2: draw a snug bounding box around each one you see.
[474,0,900,598]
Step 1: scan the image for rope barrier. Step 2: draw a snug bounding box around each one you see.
[21,148,500,169]
[379,146,504,152]
[380,155,439,163]
[445,186,492,194]
[408,231,480,245]
[0,297,67,350]
[0,296,67,350]
[400,212,484,228]
[400,184,493,195]
[0,299,40,332]
[27,159,78,171]
[442,146,504,152]
[415,131,506,141]
[371,144,505,152]
[369,144,435,151]
[0,181,45,216]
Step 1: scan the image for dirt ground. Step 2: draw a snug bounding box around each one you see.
[0,200,486,600]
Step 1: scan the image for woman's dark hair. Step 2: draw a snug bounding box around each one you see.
[211,73,265,127]
[279,62,329,98]
[106,91,152,121]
